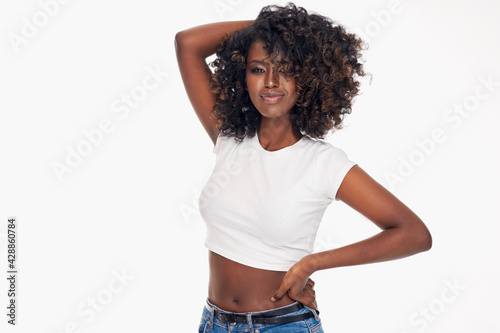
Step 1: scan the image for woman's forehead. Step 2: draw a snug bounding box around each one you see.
[247,40,283,63]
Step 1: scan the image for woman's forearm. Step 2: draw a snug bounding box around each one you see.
[174,20,254,141]
[175,20,254,59]
[304,223,432,274]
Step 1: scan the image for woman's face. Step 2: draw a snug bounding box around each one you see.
[245,40,298,120]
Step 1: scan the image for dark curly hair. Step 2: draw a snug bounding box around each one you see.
[209,2,367,141]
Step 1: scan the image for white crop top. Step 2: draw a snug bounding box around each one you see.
[199,132,357,271]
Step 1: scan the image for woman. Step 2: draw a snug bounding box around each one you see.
[175,3,432,332]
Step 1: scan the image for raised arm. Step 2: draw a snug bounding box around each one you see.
[174,21,253,146]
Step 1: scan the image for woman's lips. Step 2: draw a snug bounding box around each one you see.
[260,93,285,104]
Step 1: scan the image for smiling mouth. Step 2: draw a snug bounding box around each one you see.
[260,93,285,104]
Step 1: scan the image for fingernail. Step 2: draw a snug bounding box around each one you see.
[271,297,276,302]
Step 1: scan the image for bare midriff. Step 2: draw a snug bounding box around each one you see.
[208,251,296,312]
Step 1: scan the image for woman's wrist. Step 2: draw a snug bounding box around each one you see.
[175,20,254,59]
[300,254,320,276]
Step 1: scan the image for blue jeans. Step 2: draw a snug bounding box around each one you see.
[199,298,324,332]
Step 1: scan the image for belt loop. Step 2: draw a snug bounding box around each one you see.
[305,306,319,321]
[246,312,254,331]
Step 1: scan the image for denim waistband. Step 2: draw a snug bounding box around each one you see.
[206,298,301,315]
[204,298,319,320]
[201,298,322,332]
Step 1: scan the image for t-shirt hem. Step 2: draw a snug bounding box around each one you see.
[205,242,293,272]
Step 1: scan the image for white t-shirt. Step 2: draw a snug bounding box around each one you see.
[199,132,357,271]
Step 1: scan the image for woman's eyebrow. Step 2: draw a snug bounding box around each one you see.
[248,59,269,65]
[248,59,281,66]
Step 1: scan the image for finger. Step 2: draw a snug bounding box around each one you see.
[307,278,315,288]
[303,285,315,298]
[303,291,315,305]
[301,285,317,310]
[304,293,317,310]
[295,293,317,310]
[271,282,290,302]
[304,281,315,292]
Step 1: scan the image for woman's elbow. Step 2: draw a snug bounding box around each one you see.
[174,31,186,52]
[414,222,433,253]
[175,29,196,52]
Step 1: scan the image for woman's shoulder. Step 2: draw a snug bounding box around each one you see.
[302,135,348,154]
[212,132,247,155]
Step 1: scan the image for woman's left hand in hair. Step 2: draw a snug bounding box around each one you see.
[271,256,317,310]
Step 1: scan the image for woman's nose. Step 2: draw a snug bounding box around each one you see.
[265,69,279,88]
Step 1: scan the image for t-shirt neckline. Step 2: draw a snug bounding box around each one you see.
[252,132,306,155]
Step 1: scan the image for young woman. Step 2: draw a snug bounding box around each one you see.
[175,3,432,332]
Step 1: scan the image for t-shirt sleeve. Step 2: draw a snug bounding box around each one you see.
[315,144,357,201]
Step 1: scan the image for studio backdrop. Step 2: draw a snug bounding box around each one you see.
[1,0,499,332]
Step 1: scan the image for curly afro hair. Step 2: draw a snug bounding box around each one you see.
[209,2,366,141]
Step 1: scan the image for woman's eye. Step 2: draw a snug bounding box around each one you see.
[250,67,264,73]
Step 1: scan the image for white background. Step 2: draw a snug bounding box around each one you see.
[1,0,499,332]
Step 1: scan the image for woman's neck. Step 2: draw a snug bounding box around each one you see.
[257,118,302,151]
